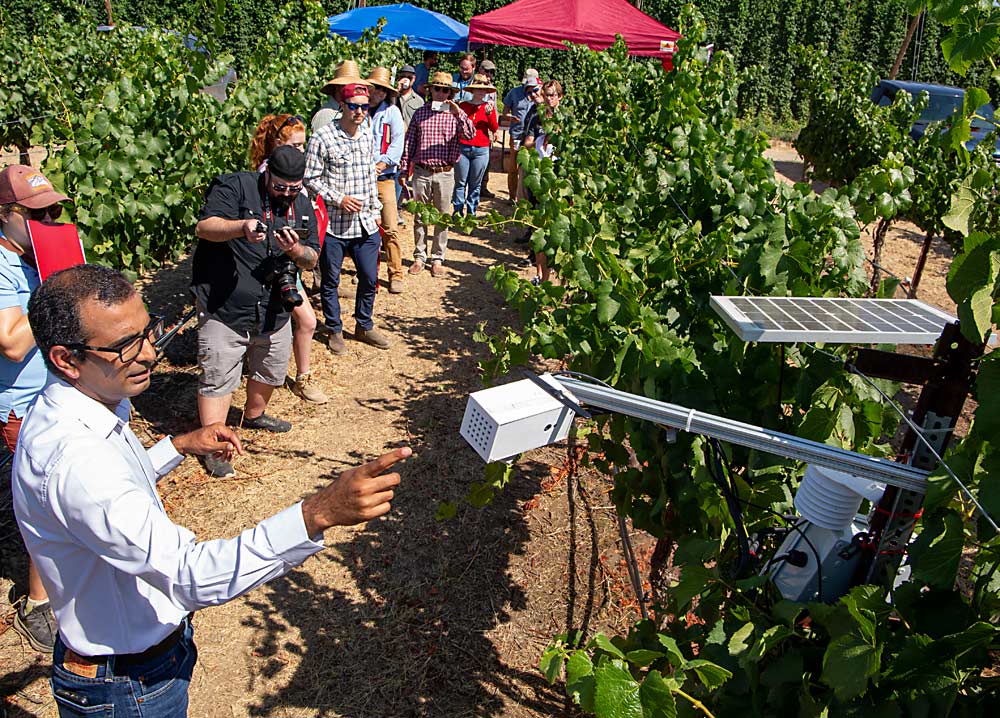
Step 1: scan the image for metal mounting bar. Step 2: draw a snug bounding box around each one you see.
[556,376,929,493]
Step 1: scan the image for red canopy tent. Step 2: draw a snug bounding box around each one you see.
[468,0,679,60]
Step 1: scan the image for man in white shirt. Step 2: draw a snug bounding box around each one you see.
[12,264,408,717]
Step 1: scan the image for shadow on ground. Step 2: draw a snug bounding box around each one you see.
[232,210,578,717]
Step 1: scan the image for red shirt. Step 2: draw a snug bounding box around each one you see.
[459,101,499,148]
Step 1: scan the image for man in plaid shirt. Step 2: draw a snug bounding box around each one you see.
[305,82,390,354]
[399,71,475,278]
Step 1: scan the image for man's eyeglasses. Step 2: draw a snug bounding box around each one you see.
[64,315,165,364]
[13,204,63,222]
[270,181,303,194]
[346,102,370,112]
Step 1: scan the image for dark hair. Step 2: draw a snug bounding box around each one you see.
[423,50,437,61]
[28,264,136,380]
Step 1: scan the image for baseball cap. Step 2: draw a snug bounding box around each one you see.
[341,82,370,101]
[0,165,71,209]
[524,77,541,91]
[268,145,306,182]
[479,60,497,72]
[399,65,416,75]
[521,68,539,85]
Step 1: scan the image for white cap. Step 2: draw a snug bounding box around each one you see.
[522,68,539,85]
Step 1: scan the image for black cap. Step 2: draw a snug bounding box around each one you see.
[268,145,306,181]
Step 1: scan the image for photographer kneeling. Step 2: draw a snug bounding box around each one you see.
[192,145,320,477]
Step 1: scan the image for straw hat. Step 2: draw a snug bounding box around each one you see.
[428,71,458,96]
[321,60,372,96]
[465,73,495,91]
[366,66,397,94]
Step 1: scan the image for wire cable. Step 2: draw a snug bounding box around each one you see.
[802,342,998,532]
[743,499,824,602]
[703,438,752,578]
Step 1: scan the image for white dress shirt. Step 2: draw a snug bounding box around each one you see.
[12,380,324,656]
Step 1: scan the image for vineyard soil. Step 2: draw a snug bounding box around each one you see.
[0,144,965,716]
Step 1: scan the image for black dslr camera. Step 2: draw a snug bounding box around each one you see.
[258,220,305,311]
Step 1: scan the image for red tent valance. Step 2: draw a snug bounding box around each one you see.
[468,0,679,58]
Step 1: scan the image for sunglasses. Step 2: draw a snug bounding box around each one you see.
[527,86,540,94]
[14,204,63,221]
[278,114,304,130]
[431,86,452,93]
[346,102,370,112]
[270,181,303,194]
[64,314,165,364]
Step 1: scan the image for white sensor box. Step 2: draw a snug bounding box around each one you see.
[461,375,578,462]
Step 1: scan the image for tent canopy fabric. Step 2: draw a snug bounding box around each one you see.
[327,3,468,53]
[468,0,678,57]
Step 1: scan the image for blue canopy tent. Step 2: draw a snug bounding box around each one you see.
[327,3,469,52]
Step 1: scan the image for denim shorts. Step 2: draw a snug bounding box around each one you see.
[51,618,197,717]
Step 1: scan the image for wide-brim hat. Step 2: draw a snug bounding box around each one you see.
[465,73,495,91]
[0,165,71,208]
[321,60,373,96]
[428,71,458,96]
[366,66,397,93]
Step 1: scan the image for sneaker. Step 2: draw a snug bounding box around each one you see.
[290,373,329,404]
[13,599,56,653]
[408,260,424,275]
[243,413,292,433]
[530,276,541,287]
[389,278,404,294]
[430,261,446,278]
[203,454,235,478]
[355,326,391,349]
[327,331,347,355]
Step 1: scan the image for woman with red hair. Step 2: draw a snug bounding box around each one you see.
[248,114,327,404]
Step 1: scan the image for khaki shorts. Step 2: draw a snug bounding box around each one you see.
[197,311,293,397]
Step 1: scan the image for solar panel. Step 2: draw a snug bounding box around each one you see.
[709,296,958,344]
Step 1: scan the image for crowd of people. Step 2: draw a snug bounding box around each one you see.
[0,51,563,717]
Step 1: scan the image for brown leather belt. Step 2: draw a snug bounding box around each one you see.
[63,616,192,674]
[416,163,454,174]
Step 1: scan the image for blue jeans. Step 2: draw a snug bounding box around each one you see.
[452,145,490,216]
[320,227,381,334]
[51,619,197,717]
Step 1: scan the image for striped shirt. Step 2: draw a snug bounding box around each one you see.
[399,105,475,176]
[304,120,381,239]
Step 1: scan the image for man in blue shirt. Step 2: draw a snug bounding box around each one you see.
[452,53,477,103]
[414,50,438,98]
[501,70,541,200]
[0,164,69,652]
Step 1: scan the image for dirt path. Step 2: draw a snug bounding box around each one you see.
[0,164,638,718]
[1,144,961,717]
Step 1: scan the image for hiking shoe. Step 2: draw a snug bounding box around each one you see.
[13,600,56,653]
[530,276,541,287]
[430,261,446,278]
[389,278,404,294]
[327,331,347,355]
[203,454,235,478]
[243,413,292,433]
[408,260,424,275]
[290,373,329,404]
[355,326,390,349]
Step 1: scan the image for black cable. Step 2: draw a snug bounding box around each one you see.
[743,499,824,603]
[703,438,752,579]
[553,370,613,389]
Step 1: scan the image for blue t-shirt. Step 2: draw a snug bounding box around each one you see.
[414,63,431,98]
[502,86,536,145]
[0,237,49,419]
